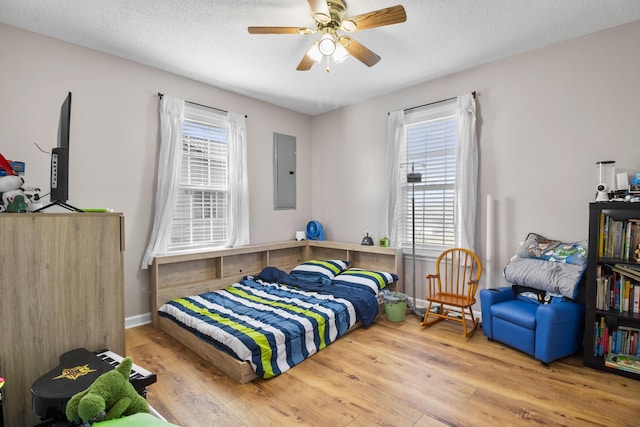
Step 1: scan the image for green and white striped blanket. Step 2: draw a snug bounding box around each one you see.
[158,276,358,379]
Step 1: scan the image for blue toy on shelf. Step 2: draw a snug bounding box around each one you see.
[306,221,325,240]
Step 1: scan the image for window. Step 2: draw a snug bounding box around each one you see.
[169,103,229,252]
[401,99,458,249]
[142,96,248,268]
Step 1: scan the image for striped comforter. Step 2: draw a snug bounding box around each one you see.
[158,276,361,379]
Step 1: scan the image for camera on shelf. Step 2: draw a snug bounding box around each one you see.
[595,183,610,202]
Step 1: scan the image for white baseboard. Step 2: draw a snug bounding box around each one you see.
[125,312,152,329]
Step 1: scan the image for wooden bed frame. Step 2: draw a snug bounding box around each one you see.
[150,240,403,383]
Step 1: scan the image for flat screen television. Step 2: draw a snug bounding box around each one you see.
[35,92,83,212]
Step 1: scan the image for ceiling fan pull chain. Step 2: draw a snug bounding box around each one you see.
[325,55,331,73]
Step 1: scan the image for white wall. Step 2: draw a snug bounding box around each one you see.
[312,20,640,301]
[3,20,640,320]
[0,23,313,319]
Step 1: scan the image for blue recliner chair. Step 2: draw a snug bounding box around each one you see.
[480,287,585,364]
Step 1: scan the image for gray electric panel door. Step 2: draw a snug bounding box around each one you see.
[274,133,296,210]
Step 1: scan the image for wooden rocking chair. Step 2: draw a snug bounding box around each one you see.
[420,248,482,337]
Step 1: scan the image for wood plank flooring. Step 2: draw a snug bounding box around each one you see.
[125,316,640,426]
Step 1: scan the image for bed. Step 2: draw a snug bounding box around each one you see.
[150,240,403,383]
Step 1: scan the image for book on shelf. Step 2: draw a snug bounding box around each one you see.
[603,266,640,312]
[612,263,640,281]
[608,219,624,259]
[630,219,640,260]
[594,318,606,356]
[604,353,640,374]
[618,325,640,355]
[598,212,605,258]
[624,279,630,312]
[593,318,639,357]
[598,215,640,260]
[625,220,631,260]
[596,276,611,311]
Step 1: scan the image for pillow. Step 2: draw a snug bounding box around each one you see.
[331,268,399,294]
[289,259,350,284]
[516,232,587,267]
[504,257,586,299]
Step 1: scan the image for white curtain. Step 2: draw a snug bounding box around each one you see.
[226,112,250,247]
[455,93,478,252]
[141,96,185,268]
[380,110,405,247]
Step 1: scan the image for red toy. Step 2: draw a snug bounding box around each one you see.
[0,153,41,212]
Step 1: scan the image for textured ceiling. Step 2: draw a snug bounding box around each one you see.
[2,0,640,116]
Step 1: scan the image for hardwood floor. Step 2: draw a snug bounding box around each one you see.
[125,316,640,426]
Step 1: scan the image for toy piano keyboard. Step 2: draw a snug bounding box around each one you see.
[31,348,157,423]
[95,349,157,395]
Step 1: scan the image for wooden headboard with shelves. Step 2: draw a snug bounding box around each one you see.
[150,240,403,326]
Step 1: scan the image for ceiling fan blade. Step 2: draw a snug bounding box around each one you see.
[296,54,316,71]
[343,5,407,31]
[339,36,381,67]
[248,26,313,35]
[308,0,331,24]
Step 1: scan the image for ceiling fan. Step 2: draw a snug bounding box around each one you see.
[248,0,407,71]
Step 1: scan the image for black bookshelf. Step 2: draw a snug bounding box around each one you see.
[584,201,640,380]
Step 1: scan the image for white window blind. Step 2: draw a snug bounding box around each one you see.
[402,99,457,249]
[169,103,228,252]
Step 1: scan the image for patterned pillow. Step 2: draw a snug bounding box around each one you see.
[516,232,587,266]
[289,259,350,284]
[331,268,399,294]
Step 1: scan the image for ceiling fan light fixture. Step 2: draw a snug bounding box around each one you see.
[341,20,356,32]
[309,0,332,23]
[313,12,331,24]
[306,41,323,63]
[318,33,336,56]
[332,42,349,63]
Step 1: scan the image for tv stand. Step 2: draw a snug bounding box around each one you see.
[33,200,84,212]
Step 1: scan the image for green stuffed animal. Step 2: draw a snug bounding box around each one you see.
[65,357,150,425]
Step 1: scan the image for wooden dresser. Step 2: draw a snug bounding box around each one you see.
[0,213,125,426]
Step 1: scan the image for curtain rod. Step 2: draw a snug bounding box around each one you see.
[157,92,247,118]
[393,91,477,115]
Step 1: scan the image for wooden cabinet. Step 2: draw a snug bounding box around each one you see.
[0,213,125,426]
[584,202,640,380]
